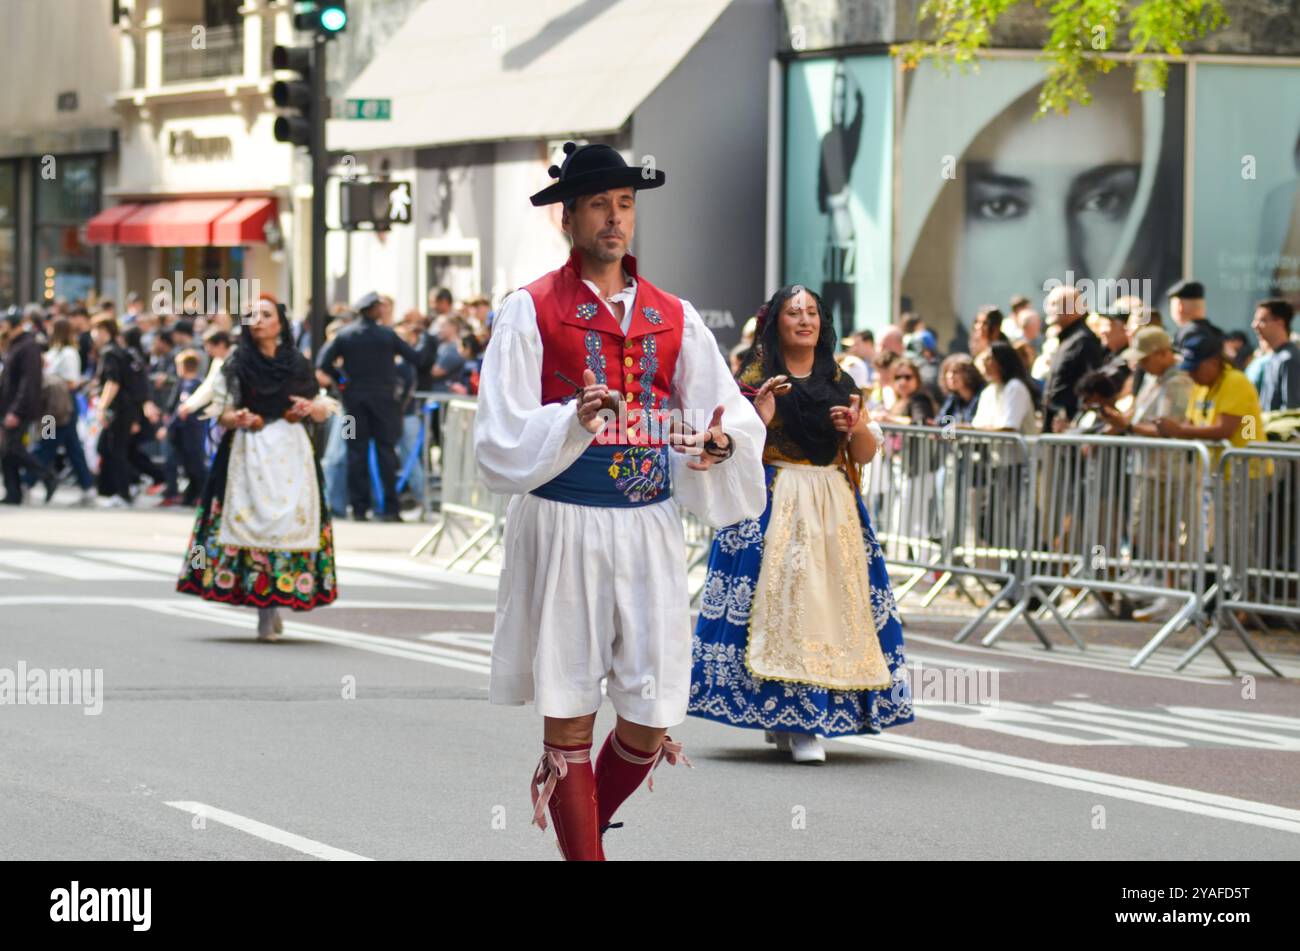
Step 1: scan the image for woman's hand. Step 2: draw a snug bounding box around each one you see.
[284,396,312,423]
[829,394,862,434]
[227,408,264,431]
[751,375,787,427]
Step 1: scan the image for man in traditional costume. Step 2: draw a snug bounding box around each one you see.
[475,142,767,860]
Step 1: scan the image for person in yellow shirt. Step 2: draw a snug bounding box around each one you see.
[1155,332,1265,449]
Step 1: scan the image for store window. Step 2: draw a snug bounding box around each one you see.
[34,155,99,304]
[0,161,16,308]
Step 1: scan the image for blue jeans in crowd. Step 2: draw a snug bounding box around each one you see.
[321,412,350,517]
[31,421,94,491]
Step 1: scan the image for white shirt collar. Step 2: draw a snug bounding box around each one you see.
[581,272,638,335]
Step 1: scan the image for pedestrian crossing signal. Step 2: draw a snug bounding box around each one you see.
[340,180,412,231]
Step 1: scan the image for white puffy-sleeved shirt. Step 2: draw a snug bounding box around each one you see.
[474,282,767,528]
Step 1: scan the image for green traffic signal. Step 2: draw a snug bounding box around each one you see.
[319,5,347,32]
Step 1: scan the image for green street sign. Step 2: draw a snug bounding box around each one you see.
[343,98,391,120]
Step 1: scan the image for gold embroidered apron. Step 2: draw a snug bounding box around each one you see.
[746,461,892,690]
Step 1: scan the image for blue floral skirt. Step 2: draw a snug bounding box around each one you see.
[687,465,914,737]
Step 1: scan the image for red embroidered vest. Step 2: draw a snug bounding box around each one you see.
[526,249,684,446]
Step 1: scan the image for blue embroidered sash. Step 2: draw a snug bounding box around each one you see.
[531,444,671,508]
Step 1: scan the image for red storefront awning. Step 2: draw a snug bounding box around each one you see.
[84,203,142,244]
[212,198,277,246]
[117,199,237,246]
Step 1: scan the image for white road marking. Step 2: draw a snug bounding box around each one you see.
[144,601,494,674]
[77,550,183,575]
[903,631,1236,685]
[838,733,1300,836]
[419,632,494,653]
[9,594,1300,836]
[915,703,1185,747]
[66,551,443,591]
[0,549,158,581]
[165,801,372,860]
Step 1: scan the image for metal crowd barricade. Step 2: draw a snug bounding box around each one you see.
[981,434,1216,670]
[682,511,717,606]
[409,397,508,570]
[1172,444,1300,676]
[409,397,721,577]
[871,424,1033,642]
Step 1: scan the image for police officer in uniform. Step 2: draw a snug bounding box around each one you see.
[316,292,430,521]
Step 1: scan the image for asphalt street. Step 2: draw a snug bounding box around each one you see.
[2,508,1299,860]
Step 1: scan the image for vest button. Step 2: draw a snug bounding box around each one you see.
[625,373,634,387]
[623,356,633,367]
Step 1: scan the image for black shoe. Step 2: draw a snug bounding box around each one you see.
[43,474,59,504]
[379,511,403,523]
[351,511,369,522]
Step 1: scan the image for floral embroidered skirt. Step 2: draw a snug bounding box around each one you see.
[176,429,338,611]
[687,464,913,737]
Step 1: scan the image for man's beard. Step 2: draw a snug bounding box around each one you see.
[578,232,624,263]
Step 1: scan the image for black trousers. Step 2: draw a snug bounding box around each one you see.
[96,413,134,500]
[343,389,400,515]
[2,422,54,502]
[166,421,209,503]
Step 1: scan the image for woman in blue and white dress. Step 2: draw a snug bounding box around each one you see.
[687,285,913,762]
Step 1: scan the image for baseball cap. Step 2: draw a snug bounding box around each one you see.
[1166,279,1205,301]
[353,291,382,314]
[1178,332,1221,371]
[1123,326,1172,363]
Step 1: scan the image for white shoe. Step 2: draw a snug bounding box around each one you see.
[79,489,96,507]
[97,496,129,509]
[1070,599,1112,620]
[764,731,792,752]
[789,734,826,764]
[272,608,284,634]
[1132,596,1179,623]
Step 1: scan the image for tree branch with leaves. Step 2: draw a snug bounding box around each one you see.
[895,0,1229,114]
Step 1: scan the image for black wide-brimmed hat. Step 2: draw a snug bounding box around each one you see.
[529,141,666,207]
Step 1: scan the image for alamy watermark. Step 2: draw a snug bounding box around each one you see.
[0,662,104,715]
[151,272,260,317]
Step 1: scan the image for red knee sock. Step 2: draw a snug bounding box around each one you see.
[594,731,693,832]
[531,742,601,861]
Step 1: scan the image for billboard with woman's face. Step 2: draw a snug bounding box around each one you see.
[898,60,1185,345]
[783,55,894,341]
[1191,63,1300,331]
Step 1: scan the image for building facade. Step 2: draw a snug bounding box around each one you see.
[85,0,299,315]
[775,0,1300,342]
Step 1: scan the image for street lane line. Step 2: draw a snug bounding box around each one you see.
[336,555,500,590]
[77,550,182,575]
[0,550,159,581]
[10,594,1299,833]
[902,631,1233,685]
[165,801,372,860]
[836,733,1300,835]
[78,551,431,590]
[145,601,494,674]
[914,703,1186,747]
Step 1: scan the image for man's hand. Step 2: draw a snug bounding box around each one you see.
[830,394,862,434]
[177,404,191,421]
[143,401,162,425]
[3,412,18,429]
[672,405,729,471]
[577,368,618,434]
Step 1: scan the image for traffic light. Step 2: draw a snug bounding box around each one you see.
[318,2,348,34]
[271,44,314,147]
[294,1,347,35]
